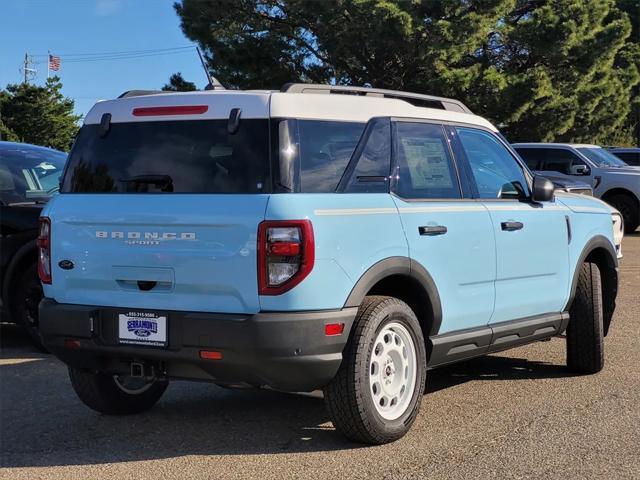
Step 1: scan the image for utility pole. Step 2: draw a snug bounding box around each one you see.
[20,53,37,84]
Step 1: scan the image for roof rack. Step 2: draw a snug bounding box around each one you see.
[281,83,471,114]
[118,90,165,99]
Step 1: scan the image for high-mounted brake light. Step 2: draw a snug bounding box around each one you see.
[132,105,208,117]
[37,217,52,284]
[257,220,314,295]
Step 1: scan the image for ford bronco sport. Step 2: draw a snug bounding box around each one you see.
[39,84,621,444]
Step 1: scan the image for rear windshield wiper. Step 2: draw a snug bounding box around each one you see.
[119,175,174,192]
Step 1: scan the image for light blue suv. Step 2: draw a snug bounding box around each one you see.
[39,84,621,444]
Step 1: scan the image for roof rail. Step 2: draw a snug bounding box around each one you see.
[280,83,472,114]
[118,90,165,99]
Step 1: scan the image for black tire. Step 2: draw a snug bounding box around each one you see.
[9,263,47,352]
[68,368,168,415]
[567,262,604,374]
[607,194,639,233]
[323,296,427,444]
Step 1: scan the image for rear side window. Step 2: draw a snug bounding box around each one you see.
[342,118,391,193]
[62,119,270,193]
[393,122,461,199]
[276,120,365,193]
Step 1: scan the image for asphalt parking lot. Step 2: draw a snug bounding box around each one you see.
[1,234,639,480]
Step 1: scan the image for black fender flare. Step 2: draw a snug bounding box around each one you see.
[2,239,37,308]
[343,256,443,336]
[564,235,618,330]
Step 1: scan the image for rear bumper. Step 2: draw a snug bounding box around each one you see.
[39,299,357,392]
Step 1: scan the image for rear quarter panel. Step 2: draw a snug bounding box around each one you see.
[261,193,407,311]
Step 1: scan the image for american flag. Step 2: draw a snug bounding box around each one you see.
[48,55,60,71]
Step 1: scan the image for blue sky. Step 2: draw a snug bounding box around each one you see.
[0,0,206,119]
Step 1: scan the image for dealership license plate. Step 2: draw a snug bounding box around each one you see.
[118,311,167,347]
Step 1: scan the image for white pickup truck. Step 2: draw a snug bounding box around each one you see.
[514,143,640,233]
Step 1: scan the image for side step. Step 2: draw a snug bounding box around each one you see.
[428,312,569,368]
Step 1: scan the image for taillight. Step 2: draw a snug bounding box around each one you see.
[37,217,52,284]
[257,220,314,295]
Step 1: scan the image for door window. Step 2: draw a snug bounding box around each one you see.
[514,148,545,170]
[393,122,461,199]
[343,118,391,193]
[456,128,529,200]
[543,149,587,175]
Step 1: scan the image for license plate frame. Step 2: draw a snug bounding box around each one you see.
[118,311,168,347]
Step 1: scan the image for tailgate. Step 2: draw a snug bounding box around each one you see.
[44,194,268,313]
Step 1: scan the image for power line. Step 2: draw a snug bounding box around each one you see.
[31,45,194,58]
[30,47,197,67]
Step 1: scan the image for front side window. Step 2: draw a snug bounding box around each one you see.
[457,128,529,200]
[542,149,586,175]
[394,122,461,199]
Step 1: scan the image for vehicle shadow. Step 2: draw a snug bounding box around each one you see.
[1,326,574,467]
[426,353,576,394]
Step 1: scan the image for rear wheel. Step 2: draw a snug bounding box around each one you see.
[567,262,604,374]
[68,368,168,414]
[607,194,639,233]
[324,296,426,444]
[10,263,46,351]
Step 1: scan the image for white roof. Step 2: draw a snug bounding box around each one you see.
[83,89,497,131]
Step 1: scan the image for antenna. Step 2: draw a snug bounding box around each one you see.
[196,47,225,90]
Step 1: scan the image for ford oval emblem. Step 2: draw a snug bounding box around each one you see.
[58,260,74,270]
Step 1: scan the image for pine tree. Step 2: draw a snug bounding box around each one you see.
[162,72,198,91]
[173,0,640,144]
[0,77,80,150]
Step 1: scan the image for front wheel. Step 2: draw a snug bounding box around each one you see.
[68,368,168,415]
[567,262,604,374]
[324,296,426,444]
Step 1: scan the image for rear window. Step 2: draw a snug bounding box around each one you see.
[62,119,270,193]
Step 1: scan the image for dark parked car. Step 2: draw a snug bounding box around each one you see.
[607,147,640,167]
[0,141,66,347]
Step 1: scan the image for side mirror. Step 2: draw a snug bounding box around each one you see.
[532,176,555,202]
[570,164,590,176]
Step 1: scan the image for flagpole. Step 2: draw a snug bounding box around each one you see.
[47,50,50,79]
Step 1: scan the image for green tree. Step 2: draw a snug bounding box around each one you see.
[615,0,639,145]
[162,72,198,91]
[174,0,640,144]
[0,77,80,150]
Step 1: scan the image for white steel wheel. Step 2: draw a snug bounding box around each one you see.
[324,296,427,444]
[369,321,417,420]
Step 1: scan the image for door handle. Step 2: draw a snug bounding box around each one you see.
[419,225,448,236]
[501,221,524,231]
